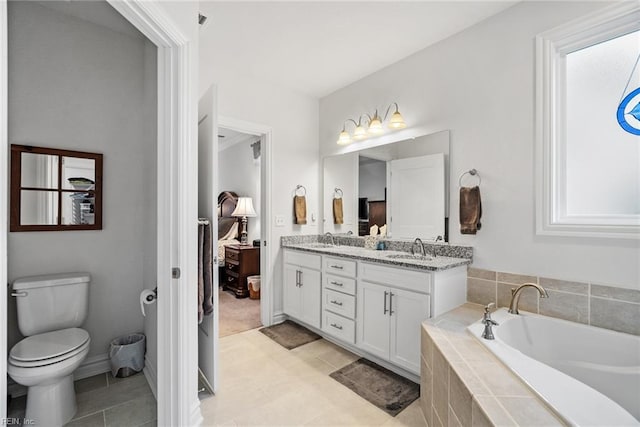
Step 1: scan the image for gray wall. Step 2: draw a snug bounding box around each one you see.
[8,1,157,360]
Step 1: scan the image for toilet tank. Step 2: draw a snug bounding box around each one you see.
[13,272,90,336]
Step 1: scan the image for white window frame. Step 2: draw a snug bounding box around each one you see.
[535,1,640,239]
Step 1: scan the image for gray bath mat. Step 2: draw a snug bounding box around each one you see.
[259,320,321,350]
[329,358,420,416]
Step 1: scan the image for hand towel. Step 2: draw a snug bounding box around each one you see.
[198,223,214,323]
[333,198,344,224]
[460,186,482,234]
[294,195,307,225]
[379,224,387,237]
[370,224,379,236]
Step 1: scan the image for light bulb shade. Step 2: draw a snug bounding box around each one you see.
[388,111,406,129]
[337,130,352,145]
[231,197,257,217]
[368,117,384,135]
[353,125,367,140]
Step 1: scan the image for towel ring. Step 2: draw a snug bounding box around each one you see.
[334,188,343,199]
[459,169,481,187]
[295,185,307,197]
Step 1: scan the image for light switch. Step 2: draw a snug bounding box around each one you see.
[275,215,285,227]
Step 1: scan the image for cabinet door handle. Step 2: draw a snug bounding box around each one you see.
[330,280,343,287]
[330,300,343,306]
[330,323,343,330]
[330,264,344,270]
[295,270,300,287]
[389,292,394,316]
[299,270,303,287]
[383,291,388,315]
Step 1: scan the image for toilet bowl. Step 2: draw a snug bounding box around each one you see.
[8,273,91,427]
[9,328,90,426]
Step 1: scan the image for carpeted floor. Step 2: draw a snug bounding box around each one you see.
[329,358,420,416]
[219,288,262,337]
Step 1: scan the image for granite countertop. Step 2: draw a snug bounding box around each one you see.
[282,242,471,272]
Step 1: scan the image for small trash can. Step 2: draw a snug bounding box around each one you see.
[109,333,146,378]
[247,275,261,300]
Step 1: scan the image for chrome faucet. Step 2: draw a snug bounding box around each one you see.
[324,232,335,246]
[411,238,426,257]
[508,283,549,315]
[481,303,498,340]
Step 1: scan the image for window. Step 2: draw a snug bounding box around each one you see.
[536,2,640,239]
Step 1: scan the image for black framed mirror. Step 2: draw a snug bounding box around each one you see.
[10,144,103,231]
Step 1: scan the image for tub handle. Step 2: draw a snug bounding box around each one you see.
[11,291,27,297]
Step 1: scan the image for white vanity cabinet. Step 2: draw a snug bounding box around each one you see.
[322,256,357,343]
[357,262,431,374]
[283,250,322,328]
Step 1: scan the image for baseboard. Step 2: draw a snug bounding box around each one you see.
[271,311,286,325]
[74,353,111,380]
[143,355,157,400]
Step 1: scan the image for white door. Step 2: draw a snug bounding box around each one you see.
[357,281,390,360]
[299,267,322,328]
[389,288,430,374]
[197,86,218,392]
[283,264,302,319]
[389,153,445,239]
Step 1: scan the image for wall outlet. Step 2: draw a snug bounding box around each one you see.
[275,215,285,227]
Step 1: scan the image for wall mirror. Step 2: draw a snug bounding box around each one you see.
[323,130,450,241]
[11,144,103,231]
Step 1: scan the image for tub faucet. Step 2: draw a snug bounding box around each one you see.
[508,283,549,315]
[411,238,426,257]
[324,232,335,246]
[481,303,498,340]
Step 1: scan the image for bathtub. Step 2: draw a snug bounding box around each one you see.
[467,308,640,426]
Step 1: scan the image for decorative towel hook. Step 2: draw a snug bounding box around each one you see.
[334,188,343,199]
[295,185,307,197]
[459,169,481,187]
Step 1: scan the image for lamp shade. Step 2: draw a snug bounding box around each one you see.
[388,110,406,129]
[337,130,352,145]
[368,115,384,135]
[353,125,367,140]
[232,197,257,217]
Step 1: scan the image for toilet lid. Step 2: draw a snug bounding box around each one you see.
[10,328,89,363]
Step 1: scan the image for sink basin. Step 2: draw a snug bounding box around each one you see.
[385,253,433,261]
[304,243,337,249]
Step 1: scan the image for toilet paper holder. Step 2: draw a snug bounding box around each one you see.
[146,287,157,302]
[140,287,158,317]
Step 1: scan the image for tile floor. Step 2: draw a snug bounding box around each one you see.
[8,328,426,427]
[7,371,156,427]
[200,328,427,426]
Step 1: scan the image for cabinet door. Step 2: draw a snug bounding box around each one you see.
[389,288,430,374]
[299,267,322,328]
[357,281,390,360]
[283,264,302,319]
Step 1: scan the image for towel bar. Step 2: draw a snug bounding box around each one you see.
[459,169,481,187]
[295,185,307,197]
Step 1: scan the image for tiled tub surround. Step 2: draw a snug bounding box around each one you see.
[420,304,565,427]
[281,236,473,271]
[467,268,640,336]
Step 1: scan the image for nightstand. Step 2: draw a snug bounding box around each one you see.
[224,244,260,298]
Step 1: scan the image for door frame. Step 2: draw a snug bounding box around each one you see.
[0,1,201,425]
[218,116,274,327]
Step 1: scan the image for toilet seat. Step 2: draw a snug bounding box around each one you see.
[10,328,90,368]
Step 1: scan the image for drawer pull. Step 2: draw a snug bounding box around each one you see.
[383,291,388,314]
[330,265,344,270]
[330,323,343,330]
[330,280,343,287]
[389,292,395,316]
[330,300,343,306]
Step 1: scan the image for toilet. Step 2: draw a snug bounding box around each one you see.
[8,273,91,426]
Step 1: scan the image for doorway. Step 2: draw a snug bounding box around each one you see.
[217,127,263,337]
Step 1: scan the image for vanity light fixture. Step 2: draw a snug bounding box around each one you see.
[336,102,406,145]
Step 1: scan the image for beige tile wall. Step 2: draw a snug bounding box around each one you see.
[467,267,640,335]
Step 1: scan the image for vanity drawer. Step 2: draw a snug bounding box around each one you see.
[322,311,355,344]
[324,257,357,277]
[323,288,356,319]
[324,274,356,295]
[359,262,431,294]
[284,250,321,270]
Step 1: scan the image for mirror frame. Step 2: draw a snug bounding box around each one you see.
[10,144,103,231]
